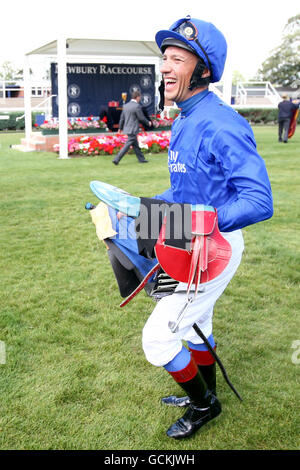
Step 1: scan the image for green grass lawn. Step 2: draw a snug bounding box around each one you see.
[0,127,299,450]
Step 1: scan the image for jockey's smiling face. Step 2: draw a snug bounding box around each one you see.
[160,46,208,103]
[160,47,197,103]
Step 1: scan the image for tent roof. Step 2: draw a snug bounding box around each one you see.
[26,38,161,57]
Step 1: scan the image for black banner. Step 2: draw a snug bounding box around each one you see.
[51,63,156,118]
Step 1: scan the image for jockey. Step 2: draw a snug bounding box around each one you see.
[88,15,273,440]
[142,15,273,439]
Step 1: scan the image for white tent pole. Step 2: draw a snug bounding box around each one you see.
[24,55,32,148]
[223,70,232,105]
[222,45,233,106]
[57,36,69,159]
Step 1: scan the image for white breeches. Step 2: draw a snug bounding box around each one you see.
[142,229,244,367]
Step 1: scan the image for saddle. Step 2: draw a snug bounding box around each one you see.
[120,205,232,307]
[155,205,232,296]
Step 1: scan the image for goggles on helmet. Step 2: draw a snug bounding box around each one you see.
[172,19,213,79]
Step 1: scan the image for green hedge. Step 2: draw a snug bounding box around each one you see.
[237,108,278,124]
[237,108,300,124]
[1,108,299,131]
[0,112,41,131]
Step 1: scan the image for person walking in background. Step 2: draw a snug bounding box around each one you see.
[113,91,152,165]
[278,94,299,143]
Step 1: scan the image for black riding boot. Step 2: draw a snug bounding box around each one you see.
[198,362,217,396]
[166,369,221,439]
[162,361,217,407]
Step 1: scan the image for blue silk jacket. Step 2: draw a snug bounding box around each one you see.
[156,91,273,232]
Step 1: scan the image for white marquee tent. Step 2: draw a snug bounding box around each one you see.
[23,36,232,158]
[24,36,162,158]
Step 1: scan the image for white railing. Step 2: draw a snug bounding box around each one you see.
[236,82,247,105]
[16,95,57,121]
[265,81,282,105]
[235,81,281,107]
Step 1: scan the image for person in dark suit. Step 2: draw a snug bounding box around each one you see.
[113,91,152,165]
[278,94,300,143]
[141,106,153,131]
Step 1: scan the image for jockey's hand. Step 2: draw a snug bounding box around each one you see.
[117,211,126,220]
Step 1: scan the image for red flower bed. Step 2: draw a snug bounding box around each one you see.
[53,131,171,156]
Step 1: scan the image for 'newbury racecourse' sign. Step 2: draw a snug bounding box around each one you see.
[51,63,156,117]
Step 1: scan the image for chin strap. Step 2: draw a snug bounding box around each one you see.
[188,59,210,90]
[158,79,165,112]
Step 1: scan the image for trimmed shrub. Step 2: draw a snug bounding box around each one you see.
[236,108,299,124]
[0,112,40,131]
